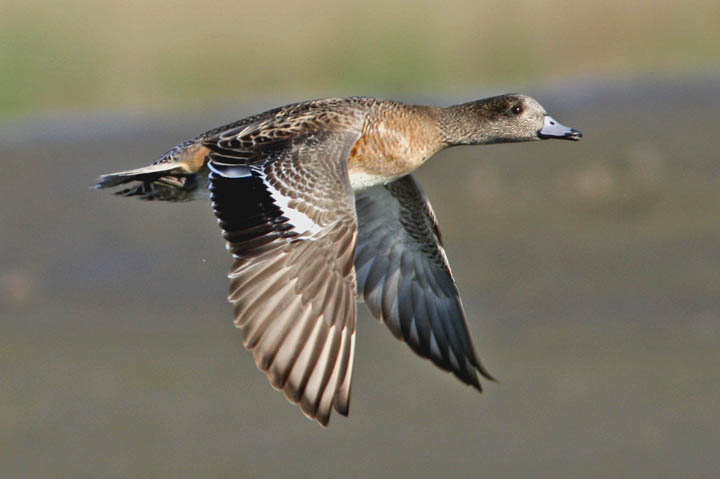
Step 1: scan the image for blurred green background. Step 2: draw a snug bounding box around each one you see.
[2,1,719,478]
[2,0,719,116]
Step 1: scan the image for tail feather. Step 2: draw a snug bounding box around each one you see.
[95,163,186,189]
[112,175,206,201]
[95,143,210,202]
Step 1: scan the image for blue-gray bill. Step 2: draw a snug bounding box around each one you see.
[538,115,583,140]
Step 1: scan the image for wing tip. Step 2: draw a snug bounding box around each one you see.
[478,365,498,384]
[464,354,498,391]
[333,395,351,417]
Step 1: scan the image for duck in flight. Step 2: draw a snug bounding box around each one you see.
[96,94,581,426]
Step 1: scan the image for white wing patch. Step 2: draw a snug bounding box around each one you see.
[207,161,252,179]
[261,173,325,237]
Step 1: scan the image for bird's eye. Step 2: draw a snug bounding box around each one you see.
[511,104,523,115]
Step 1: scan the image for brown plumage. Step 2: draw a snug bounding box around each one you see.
[96,94,581,426]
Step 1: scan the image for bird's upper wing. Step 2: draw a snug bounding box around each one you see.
[206,121,362,427]
[354,174,493,389]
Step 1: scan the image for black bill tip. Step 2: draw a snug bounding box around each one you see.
[565,128,583,141]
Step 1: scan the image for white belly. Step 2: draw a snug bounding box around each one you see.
[349,170,400,191]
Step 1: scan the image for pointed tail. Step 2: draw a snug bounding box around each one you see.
[94,143,210,201]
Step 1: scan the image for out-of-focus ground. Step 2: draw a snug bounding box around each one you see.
[2,73,719,478]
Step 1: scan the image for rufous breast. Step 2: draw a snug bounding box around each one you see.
[347,106,444,191]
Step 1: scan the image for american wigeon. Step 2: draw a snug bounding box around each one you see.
[96,94,581,426]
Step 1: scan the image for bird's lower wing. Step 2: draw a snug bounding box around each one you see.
[354,174,493,390]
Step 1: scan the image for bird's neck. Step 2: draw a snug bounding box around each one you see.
[435,104,495,146]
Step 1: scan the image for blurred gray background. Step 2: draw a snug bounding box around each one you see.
[2,1,719,478]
